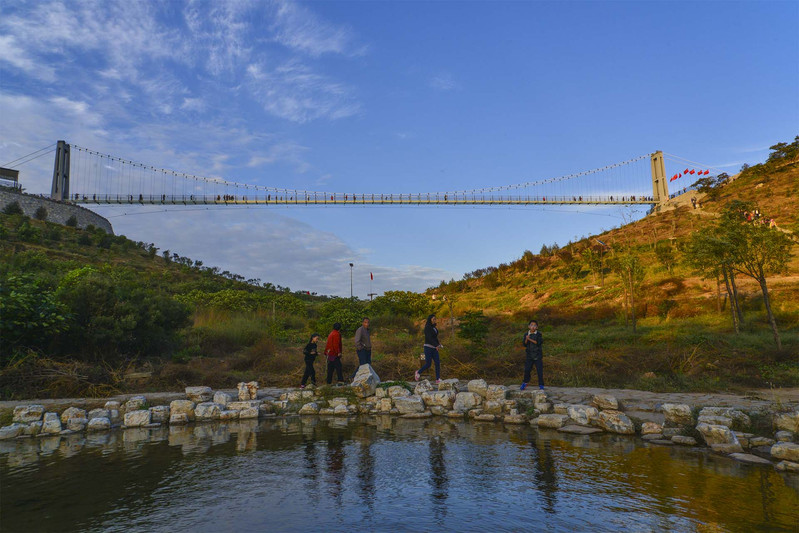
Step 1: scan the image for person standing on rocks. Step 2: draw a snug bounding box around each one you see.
[325,323,344,384]
[351,317,372,379]
[416,314,443,384]
[521,320,544,391]
[301,333,320,388]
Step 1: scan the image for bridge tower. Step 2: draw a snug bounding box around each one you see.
[650,151,669,207]
[51,140,70,201]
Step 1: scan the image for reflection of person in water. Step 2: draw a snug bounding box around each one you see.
[530,437,558,514]
[429,436,449,519]
[357,441,376,514]
[325,435,346,501]
[302,434,318,483]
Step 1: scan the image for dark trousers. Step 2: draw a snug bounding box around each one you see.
[524,356,544,387]
[301,358,316,385]
[418,346,441,380]
[326,358,343,384]
[351,349,372,379]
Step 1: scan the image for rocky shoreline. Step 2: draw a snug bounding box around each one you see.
[2,366,798,473]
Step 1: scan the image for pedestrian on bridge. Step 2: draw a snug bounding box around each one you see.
[415,314,443,384]
[325,323,344,384]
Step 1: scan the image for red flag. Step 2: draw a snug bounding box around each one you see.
[684,168,689,174]
[679,173,682,178]
[370,272,374,280]
[704,170,710,175]
[689,169,696,175]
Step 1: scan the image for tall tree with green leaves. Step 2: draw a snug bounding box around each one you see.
[610,252,646,332]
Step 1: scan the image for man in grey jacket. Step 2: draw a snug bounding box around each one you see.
[352,317,372,378]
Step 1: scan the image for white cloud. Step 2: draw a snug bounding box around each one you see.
[270,0,361,57]
[180,97,206,112]
[0,35,56,81]
[430,72,460,91]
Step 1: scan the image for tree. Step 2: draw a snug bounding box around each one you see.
[581,247,602,284]
[458,311,489,344]
[34,206,48,220]
[654,241,677,274]
[610,253,645,332]
[2,201,24,216]
[369,290,431,318]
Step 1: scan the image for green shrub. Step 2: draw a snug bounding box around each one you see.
[2,202,23,216]
[65,215,77,227]
[34,206,48,220]
[0,274,67,359]
[317,297,365,335]
[458,311,489,344]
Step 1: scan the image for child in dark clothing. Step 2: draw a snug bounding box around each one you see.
[301,333,320,388]
[521,320,544,391]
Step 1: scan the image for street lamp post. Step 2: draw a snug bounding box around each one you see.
[349,262,354,299]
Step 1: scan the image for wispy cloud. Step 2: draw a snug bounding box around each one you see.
[0,35,56,81]
[271,0,362,57]
[430,72,460,91]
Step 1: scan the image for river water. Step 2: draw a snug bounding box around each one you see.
[1,416,797,532]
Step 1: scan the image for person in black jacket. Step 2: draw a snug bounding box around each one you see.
[521,320,544,390]
[301,333,320,388]
[415,314,443,383]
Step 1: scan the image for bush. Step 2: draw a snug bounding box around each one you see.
[2,202,23,215]
[65,215,77,227]
[0,274,67,359]
[458,311,489,344]
[34,206,48,220]
[317,297,365,335]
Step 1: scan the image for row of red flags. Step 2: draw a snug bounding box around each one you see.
[671,169,710,182]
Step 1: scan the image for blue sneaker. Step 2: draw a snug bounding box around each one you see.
[539,386,545,391]
[520,382,527,390]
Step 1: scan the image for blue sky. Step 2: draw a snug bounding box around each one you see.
[2,0,797,296]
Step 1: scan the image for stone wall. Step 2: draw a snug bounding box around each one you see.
[0,189,113,234]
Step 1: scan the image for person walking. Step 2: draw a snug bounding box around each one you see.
[301,333,320,388]
[325,323,344,384]
[521,320,544,391]
[352,317,372,379]
[415,314,443,383]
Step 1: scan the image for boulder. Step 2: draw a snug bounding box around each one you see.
[697,415,733,428]
[237,381,259,401]
[170,400,196,421]
[194,402,221,421]
[41,413,62,434]
[23,421,43,436]
[149,406,170,424]
[696,423,741,447]
[60,407,87,424]
[0,424,25,440]
[124,410,151,427]
[328,398,349,408]
[375,388,387,399]
[475,414,497,422]
[537,414,570,429]
[749,437,775,447]
[170,413,189,425]
[351,365,380,398]
[104,401,121,411]
[430,406,447,416]
[770,442,799,462]
[298,402,319,415]
[13,405,45,423]
[559,425,603,435]
[414,380,434,395]
[661,403,693,426]
[775,431,794,442]
[710,442,744,454]
[597,410,635,435]
[467,379,488,398]
[66,418,88,431]
[453,392,482,412]
[567,405,599,426]
[186,386,213,403]
[774,411,799,433]
[124,396,147,412]
[88,408,110,420]
[387,386,410,398]
[227,400,261,410]
[318,408,336,416]
[699,407,750,429]
[240,407,259,419]
[486,385,508,402]
[775,461,799,473]
[219,410,239,421]
[535,402,553,414]
[671,436,697,446]
[333,405,350,416]
[421,390,456,409]
[87,417,111,432]
[662,427,681,438]
[729,453,772,465]
[553,404,570,415]
[437,378,459,391]
[394,395,425,414]
[378,398,393,412]
[592,394,619,411]
[214,391,231,408]
[483,401,503,415]
[641,422,662,435]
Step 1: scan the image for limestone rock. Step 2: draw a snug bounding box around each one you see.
[0,424,25,440]
[641,422,663,435]
[387,386,410,398]
[447,411,466,419]
[149,406,170,424]
[662,427,682,438]
[750,437,775,447]
[592,394,619,411]
[421,390,456,409]
[170,413,189,425]
[240,407,259,419]
[468,409,483,419]
[535,402,553,414]
[775,431,794,442]
[259,402,275,416]
[437,378,459,391]
[770,442,799,462]
[453,392,482,412]
[430,406,447,416]
[186,386,213,403]
[696,423,740,446]
[475,414,497,422]
[333,405,350,416]
[559,425,603,435]
[170,400,196,421]
[661,403,693,426]
[60,407,87,424]
[537,414,570,429]
[88,408,110,420]
[214,391,231,407]
[299,402,319,415]
[23,421,43,436]
[502,400,518,414]
[775,461,799,473]
[642,434,663,441]
[697,415,733,427]
[700,407,750,429]
[13,405,45,423]
[774,411,799,433]
[124,396,147,412]
[553,404,570,415]
[375,388,387,399]
[318,408,335,416]
[378,398,393,412]
[227,400,261,410]
[87,417,111,432]
[104,401,121,411]
[402,411,433,419]
[486,385,508,402]
[597,410,635,435]
[124,410,151,427]
[237,381,259,401]
[109,410,121,424]
[567,405,599,426]
[483,401,503,415]
[467,379,488,398]
[710,442,744,454]
[66,418,88,432]
[41,413,62,434]
[351,365,380,398]
[194,402,221,421]
[219,410,239,421]
[414,380,434,395]
[729,453,772,465]
[671,436,697,446]
[394,395,425,414]
[328,398,349,408]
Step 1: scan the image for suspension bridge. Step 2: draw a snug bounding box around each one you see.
[5,141,721,209]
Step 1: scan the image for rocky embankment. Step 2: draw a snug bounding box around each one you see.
[3,366,798,473]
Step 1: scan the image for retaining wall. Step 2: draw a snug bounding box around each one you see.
[0,189,113,234]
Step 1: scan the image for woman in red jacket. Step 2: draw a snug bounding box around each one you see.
[325,322,344,384]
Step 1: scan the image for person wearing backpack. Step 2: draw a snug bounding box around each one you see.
[521,320,544,391]
[300,333,320,388]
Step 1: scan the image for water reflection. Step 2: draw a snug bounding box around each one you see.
[1,416,797,533]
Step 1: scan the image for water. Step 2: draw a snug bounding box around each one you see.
[1,417,797,532]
